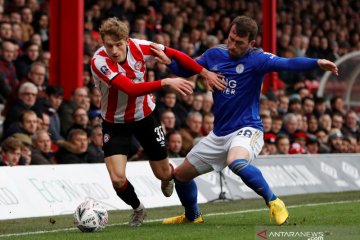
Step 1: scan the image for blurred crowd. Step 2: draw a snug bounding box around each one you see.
[0,0,359,166]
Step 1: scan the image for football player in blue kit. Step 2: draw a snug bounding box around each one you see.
[152,16,338,225]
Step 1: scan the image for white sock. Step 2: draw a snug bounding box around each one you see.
[135,202,144,211]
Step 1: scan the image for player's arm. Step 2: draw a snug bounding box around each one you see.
[150,44,226,91]
[111,74,193,96]
[259,53,338,75]
[91,58,193,96]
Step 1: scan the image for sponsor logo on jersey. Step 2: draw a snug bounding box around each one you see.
[235,64,244,74]
[100,66,111,76]
[212,65,218,71]
[134,61,143,70]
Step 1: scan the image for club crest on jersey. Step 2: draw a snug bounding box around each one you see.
[100,66,111,76]
[235,64,244,74]
[134,61,143,70]
[104,134,110,143]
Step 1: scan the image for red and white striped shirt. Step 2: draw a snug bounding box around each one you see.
[91,39,163,123]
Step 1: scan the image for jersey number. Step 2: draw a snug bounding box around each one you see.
[154,126,165,142]
[237,129,253,138]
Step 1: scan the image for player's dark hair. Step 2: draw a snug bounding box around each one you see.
[230,16,258,41]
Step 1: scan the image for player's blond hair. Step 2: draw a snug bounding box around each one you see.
[99,17,129,41]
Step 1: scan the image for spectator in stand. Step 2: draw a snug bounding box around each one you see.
[87,125,104,163]
[157,88,188,129]
[330,96,346,116]
[179,111,203,156]
[89,87,101,112]
[313,97,331,118]
[202,93,213,114]
[265,91,278,117]
[302,97,315,117]
[263,132,277,155]
[190,92,204,113]
[21,61,47,97]
[55,129,95,164]
[11,22,23,47]
[293,130,308,150]
[31,129,55,165]
[0,40,19,103]
[288,96,302,114]
[306,134,320,154]
[66,107,92,138]
[271,116,283,134]
[328,129,344,153]
[276,134,290,154]
[0,137,22,166]
[315,128,331,153]
[32,12,49,47]
[200,112,214,137]
[261,115,272,133]
[277,95,289,116]
[160,109,176,135]
[0,21,12,41]
[12,132,32,165]
[332,112,344,130]
[341,110,360,141]
[318,114,332,133]
[2,82,38,131]
[307,114,319,134]
[297,87,311,99]
[58,87,89,137]
[166,130,183,158]
[35,85,64,142]
[14,41,40,80]
[20,7,34,42]
[280,113,298,141]
[3,109,38,141]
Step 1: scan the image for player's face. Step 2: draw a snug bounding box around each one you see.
[103,35,128,63]
[227,25,255,59]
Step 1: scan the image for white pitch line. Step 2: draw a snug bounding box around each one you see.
[0,199,359,238]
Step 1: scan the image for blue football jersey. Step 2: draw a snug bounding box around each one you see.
[169,45,318,136]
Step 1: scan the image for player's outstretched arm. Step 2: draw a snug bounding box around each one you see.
[150,43,226,92]
[317,59,338,76]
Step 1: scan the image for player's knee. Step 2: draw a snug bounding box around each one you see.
[153,170,172,181]
[110,172,127,187]
[173,169,191,182]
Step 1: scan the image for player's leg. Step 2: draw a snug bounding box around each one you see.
[163,132,223,224]
[102,121,146,227]
[135,111,174,197]
[149,159,174,197]
[226,127,288,225]
[162,158,204,224]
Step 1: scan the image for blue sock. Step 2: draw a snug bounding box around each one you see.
[174,179,200,221]
[228,159,277,203]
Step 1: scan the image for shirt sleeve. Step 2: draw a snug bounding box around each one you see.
[110,74,162,97]
[91,57,119,84]
[165,47,204,73]
[256,52,319,74]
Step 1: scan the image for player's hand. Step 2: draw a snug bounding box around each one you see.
[161,77,194,96]
[317,59,338,76]
[150,43,172,65]
[199,68,226,92]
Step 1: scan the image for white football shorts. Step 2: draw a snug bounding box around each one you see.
[187,127,264,174]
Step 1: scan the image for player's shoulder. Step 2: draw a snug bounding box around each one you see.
[248,47,264,54]
[204,44,228,57]
[92,46,107,59]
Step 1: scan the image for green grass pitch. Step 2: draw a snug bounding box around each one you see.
[1,191,359,240]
